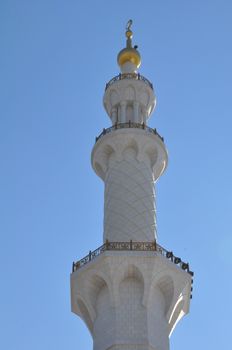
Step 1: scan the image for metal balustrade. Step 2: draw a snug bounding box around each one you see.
[105,73,153,91]
[95,122,164,143]
[72,240,194,277]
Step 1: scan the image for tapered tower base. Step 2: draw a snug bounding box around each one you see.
[71,247,192,350]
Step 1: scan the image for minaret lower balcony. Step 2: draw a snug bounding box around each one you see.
[95,122,164,144]
[72,240,194,281]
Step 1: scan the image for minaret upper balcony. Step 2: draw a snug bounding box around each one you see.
[103,21,156,125]
[105,72,153,91]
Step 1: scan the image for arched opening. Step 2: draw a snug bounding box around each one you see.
[122,139,139,160]
[124,85,136,101]
[117,264,147,343]
[156,275,174,315]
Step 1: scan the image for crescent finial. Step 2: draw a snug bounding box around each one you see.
[126,19,133,31]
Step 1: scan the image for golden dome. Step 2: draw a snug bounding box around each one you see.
[117,47,141,68]
[117,22,141,69]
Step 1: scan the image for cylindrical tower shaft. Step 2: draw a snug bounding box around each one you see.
[104,145,156,241]
[92,126,167,242]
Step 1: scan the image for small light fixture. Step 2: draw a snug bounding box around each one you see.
[174,257,181,264]
[182,262,189,270]
[166,251,173,259]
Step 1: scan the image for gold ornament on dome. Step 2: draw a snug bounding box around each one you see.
[117,19,141,69]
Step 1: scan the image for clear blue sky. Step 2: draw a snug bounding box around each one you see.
[1,0,231,349]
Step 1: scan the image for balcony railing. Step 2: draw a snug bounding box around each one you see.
[105,73,153,91]
[72,240,194,277]
[95,122,164,143]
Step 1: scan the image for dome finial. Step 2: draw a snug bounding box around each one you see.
[126,19,133,31]
[125,19,133,48]
[117,19,141,72]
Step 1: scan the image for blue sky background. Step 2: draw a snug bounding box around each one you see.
[1,0,232,349]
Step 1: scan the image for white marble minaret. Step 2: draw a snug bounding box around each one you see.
[71,21,193,350]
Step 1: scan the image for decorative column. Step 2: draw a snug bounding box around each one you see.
[71,20,193,350]
[133,101,139,122]
[120,101,127,123]
[111,107,117,124]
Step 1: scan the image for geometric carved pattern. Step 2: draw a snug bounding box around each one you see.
[91,128,168,243]
[104,147,157,242]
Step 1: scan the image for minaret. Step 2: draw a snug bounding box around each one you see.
[71,21,193,350]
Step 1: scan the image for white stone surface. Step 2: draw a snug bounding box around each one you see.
[92,128,168,242]
[71,251,192,350]
[120,61,138,74]
[72,42,191,350]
